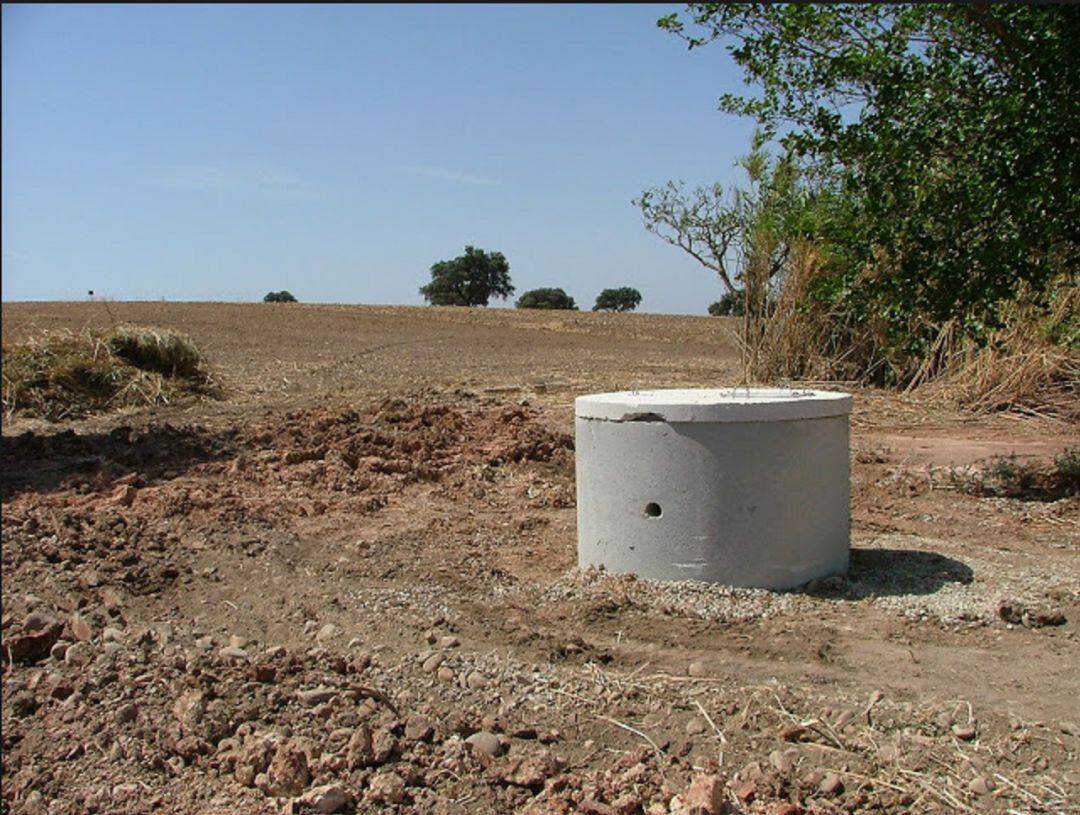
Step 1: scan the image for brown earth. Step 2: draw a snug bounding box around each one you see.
[2,301,1077,815]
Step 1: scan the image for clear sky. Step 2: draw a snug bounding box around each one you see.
[2,4,757,315]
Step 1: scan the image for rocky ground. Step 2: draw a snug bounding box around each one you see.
[2,302,1077,815]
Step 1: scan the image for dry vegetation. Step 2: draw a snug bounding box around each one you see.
[1,301,1077,815]
[2,325,217,422]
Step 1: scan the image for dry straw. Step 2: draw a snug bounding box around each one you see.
[2,324,218,421]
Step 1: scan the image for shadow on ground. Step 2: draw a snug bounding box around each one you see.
[0,423,236,498]
[804,547,974,599]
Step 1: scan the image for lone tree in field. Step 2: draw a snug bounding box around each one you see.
[264,291,297,303]
[593,287,642,312]
[419,246,514,307]
[516,288,578,310]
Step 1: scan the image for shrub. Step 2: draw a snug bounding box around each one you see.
[593,287,642,312]
[264,291,298,303]
[708,291,745,317]
[515,288,578,311]
[945,450,1079,501]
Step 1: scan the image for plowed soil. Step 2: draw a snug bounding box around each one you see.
[2,301,1077,815]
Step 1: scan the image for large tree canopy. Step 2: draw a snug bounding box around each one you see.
[658,4,1079,353]
[419,246,514,307]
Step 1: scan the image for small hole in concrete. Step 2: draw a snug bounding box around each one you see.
[644,502,662,518]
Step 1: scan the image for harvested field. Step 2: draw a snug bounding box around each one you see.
[2,301,1078,815]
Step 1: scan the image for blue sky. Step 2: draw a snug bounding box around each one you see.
[2,4,757,315]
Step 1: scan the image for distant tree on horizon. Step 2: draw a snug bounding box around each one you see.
[593,287,642,312]
[419,246,514,307]
[516,287,578,310]
[264,291,298,303]
[708,290,744,316]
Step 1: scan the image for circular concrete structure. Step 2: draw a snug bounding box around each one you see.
[574,388,852,590]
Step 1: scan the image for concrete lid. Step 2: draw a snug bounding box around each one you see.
[575,388,852,423]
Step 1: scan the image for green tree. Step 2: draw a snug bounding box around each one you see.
[420,246,514,306]
[708,291,744,317]
[658,4,1080,365]
[515,288,578,310]
[593,287,643,312]
[263,291,297,303]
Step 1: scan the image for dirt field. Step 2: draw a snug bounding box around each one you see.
[2,301,1077,815]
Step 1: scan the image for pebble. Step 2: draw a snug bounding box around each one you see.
[293,783,350,813]
[50,641,69,662]
[261,740,310,797]
[252,663,277,683]
[818,772,844,796]
[219,646,249,661]
[71,614,93,642]
[367,771,405,804]
[102,642,123,657]
[730,779,757,803]
[316,623,340,642]
[465,731,504,757]
[952,724,977,741]
[102,627,124,642]
[64,641,94,666]
[421,653,445,673]
[173,690,207,730]
[683,774,724,814]
[22,790,47,815]
[968,776,994,796]
[685,719,707,736]
[436,666,456,683]
[298,687,337,707]
[466,672,488,690]
[404,715,434,742]
[195,636,214,652]
[687,661,709,678]
[228,634,248,649]
[115,703,138,724]
[438,635,460,649]
[22,612,57,633]
[769,748,799,773]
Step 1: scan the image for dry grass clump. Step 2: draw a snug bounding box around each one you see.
[105,325,206,378]
[742,251,1077,422]
[911,275,1079,420]
[734,239,873,385]
[2,325,218,421]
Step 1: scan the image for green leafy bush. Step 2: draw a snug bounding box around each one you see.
[515,288,578,311]
[264,291,298,303]
[708,291,745,317]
